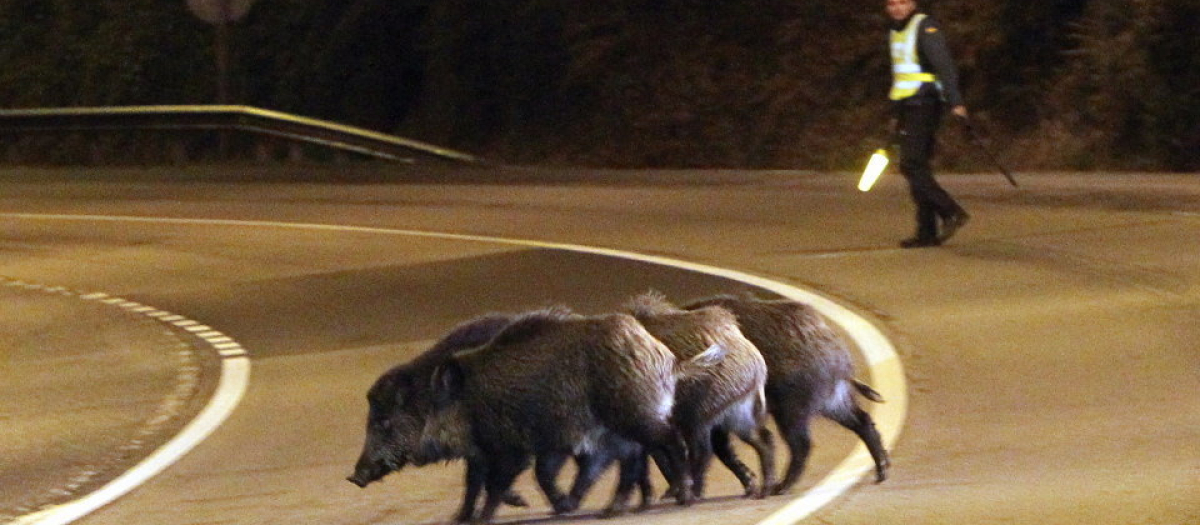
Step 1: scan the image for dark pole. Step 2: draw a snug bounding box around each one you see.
[960,117,1019,188]
[216,18,230,105]
[215,2,231,158]
[187,0,256,159]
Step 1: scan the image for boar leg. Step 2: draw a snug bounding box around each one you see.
[635,454,654,510]
[711,428,757,495]
[735,425,778,498]
[567,450,625,513]
[476,452,531,523]
[534,452,576,514]
[649,429,693,506]
[598,452,650,518]
[684,424,716,500]
[620,419,691,505]
[828,405,889,483]
[454,458,487,523]
[772,409,813,495]
[500,491,528,507]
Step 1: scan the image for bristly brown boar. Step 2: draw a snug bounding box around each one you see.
[624,291,779,499]
[435,308,694,522]
[684,293,890,491]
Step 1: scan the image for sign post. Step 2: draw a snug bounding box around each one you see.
[186,0,256,157]
[186,0,255,104]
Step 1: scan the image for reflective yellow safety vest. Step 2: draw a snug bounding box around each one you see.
[889,13,937,101]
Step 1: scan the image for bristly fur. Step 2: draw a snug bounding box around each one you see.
[621,291,776,499]
[623,290,677,318]
[420,308,693,522]
[351,312,525,490]
[486,305,575,348]
[681,293,891,489]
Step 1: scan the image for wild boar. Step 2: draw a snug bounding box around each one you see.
[623,292,777,499]
[347,314,530,517]
[348,309,658,522]
[434,307,697,522]
[684,293,890,493]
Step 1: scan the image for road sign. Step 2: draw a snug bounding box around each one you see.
[186,0,256,24]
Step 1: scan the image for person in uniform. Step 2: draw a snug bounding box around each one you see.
[886,0,970,248]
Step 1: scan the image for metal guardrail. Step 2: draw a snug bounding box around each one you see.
[0,105,482,165]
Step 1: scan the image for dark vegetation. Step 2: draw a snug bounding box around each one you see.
[1,0,1196,170]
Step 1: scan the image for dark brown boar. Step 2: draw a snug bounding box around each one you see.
[624,292,777,499]
[348,309,657,522]
[347,314,531,515]
[348,314,511,485]
[434,307,695,523]
[683,294,890,493]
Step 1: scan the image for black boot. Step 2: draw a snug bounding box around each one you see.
[938,211,971,243]
[900,236,941,248]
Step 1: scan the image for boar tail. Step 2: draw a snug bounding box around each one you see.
[676,343,728,379]
[624,290,677,317]
[853,380,885,403]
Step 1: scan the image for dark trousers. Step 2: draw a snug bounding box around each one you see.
[896,98,963,240]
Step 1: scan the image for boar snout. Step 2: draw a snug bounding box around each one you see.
[346,461,381,488]
[347,454,401,488]
[346,473,371,488]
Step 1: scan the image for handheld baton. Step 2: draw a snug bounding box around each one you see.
[858,148,890,192]
[960,117,1018,188]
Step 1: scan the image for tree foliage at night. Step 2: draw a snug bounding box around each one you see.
[0,0,1196,170]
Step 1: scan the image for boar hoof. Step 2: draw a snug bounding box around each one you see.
[502,491,529,508]
[743,483,762,499]
[659,485,678,501]
[636,495,654,512]
[674,490,695,507]
[757,482,777,499]
[599,503,628,519]
[551,495,580,515]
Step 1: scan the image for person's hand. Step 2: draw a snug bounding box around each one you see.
[952,105,969,119]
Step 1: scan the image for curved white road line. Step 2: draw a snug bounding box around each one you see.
[5,283,250,525]
[4,213,906,525]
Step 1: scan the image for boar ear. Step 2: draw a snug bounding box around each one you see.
[431,360,466,402]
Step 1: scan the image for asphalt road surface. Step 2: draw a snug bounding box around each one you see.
[1,166,1197,525]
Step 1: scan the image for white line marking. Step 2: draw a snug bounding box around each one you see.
[3,213,906,525]
[9,357,251,525]
[3,276,251,525]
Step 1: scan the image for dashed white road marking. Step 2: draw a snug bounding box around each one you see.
[4,213,906,525]
[3,277,250,525]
